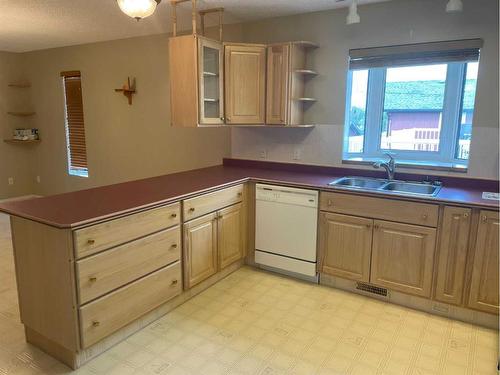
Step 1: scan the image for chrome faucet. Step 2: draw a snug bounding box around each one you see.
[373,153,396,180]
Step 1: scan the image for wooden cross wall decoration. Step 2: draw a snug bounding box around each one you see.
[115,77,136,105]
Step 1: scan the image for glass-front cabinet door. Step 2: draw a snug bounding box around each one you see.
[198,37,224,125]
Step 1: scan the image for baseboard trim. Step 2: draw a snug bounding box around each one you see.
[320,273,498,330]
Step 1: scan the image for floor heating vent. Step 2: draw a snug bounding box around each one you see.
[356,282,389,297]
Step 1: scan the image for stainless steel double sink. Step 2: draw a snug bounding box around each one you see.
[329,176,442,197]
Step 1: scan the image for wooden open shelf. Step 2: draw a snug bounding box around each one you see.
[4,139,41,145]
[8,83,31,88]
[7,111,36,117]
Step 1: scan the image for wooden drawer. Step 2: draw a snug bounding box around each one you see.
[74,203,180,259]
[76,226,181,304]
[320,192,438,227]
[183,184,244,221]
[79,262,182,348]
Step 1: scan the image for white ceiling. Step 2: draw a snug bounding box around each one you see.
[0,0,388,53]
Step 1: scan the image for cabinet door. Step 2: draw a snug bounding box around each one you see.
[198,37,224,125]
[183,213,218,289]
[266,44,290,125]
[319,213,372,282]
[434,207,471,305]
[218,203,244,269]
[371,220,436,297]
[468,210,499,314]
[224,44,266,124]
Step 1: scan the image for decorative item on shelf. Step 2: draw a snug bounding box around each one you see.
[114,77,136,105]
[4,128,40,145]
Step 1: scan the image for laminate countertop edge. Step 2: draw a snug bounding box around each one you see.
[0,164,498,229]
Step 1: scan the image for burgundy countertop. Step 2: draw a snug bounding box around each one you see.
[0,159,498,229]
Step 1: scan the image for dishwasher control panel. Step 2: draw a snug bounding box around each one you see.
[256,184,318,207]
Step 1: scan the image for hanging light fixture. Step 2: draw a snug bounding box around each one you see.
[346,0,360,25]
[117,0,161,21]
[446,0,463,12]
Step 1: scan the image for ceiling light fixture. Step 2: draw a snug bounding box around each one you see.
[446,0,463,13]
[117,0,161,21]
[346,0,360,25]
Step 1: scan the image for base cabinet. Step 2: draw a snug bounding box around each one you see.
[371,220,436,297]
[434,207,471,305]
[468,210,499,314]
[183,213,218,289]
[319,212,372,282]
[183,200,246,289]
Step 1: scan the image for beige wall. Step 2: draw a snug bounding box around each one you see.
[0,52,35,199]
[232,0,500,179]
[21,27,241,196]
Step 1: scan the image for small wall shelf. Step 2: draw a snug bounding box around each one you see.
[8,83,31,88]
[7,111,36,117]
[294,97,317,102]
[4,139,41,145]
[292,41,320,49]
[294,69,318,76]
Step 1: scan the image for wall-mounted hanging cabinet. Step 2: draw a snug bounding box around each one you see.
[170,35,225,127]
[224,43,267,125]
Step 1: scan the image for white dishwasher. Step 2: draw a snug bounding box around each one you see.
[255,183,318,280]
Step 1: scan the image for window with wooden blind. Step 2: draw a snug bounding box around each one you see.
[61,71,88,177]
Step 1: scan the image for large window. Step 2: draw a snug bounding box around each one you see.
[61,71,89,177]
[344,40,482,169]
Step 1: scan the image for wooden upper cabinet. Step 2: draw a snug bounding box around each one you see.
[371,220,436,297]
[319,212,372,282]
[218,203,245,269]
[266,44,290,125]
[183,213,218,289]
[224,43,266,124]
[198,37,224,125]
[169,35,223,127]
[434,207,471,305]
[468,210,499,314]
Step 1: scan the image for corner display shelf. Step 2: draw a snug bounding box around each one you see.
[4,139,41,145]
[7,111,36,117]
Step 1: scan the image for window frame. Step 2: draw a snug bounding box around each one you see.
[343,61,472,168]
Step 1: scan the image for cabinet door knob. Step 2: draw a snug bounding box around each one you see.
[171,244,178,249]
[170,213,177,218]
[92,321,100,327]
[87,239,95,245]
[327,199,333,206]
[237,192,243,197]
[421,214,428,220]
[463,212,469,218]
[89,277,97,283]
[482,215,487,222]
[374,224,379,230]
[189,207,195,212]
[226,117,231,122]
[366,224,372,229]
[220,117,225,121]
[171,279,178,286]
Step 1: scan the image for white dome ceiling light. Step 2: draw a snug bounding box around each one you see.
[117,0,161,20]
[446,0,463,13]
[346,0,360,25]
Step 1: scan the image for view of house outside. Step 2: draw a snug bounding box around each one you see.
[347,62,478,160]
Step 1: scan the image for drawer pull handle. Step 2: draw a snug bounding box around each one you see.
[237,192,243,197]
[89,277,97,283]
[170,213,177,218]
[366,224,371,229]
[171,279,178,286]
[463,212,469,218]
[189,208,195,213]
[87,239,95,245]
[92,321,100,327]
[421,214,428,220]
[171,244,178,249]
